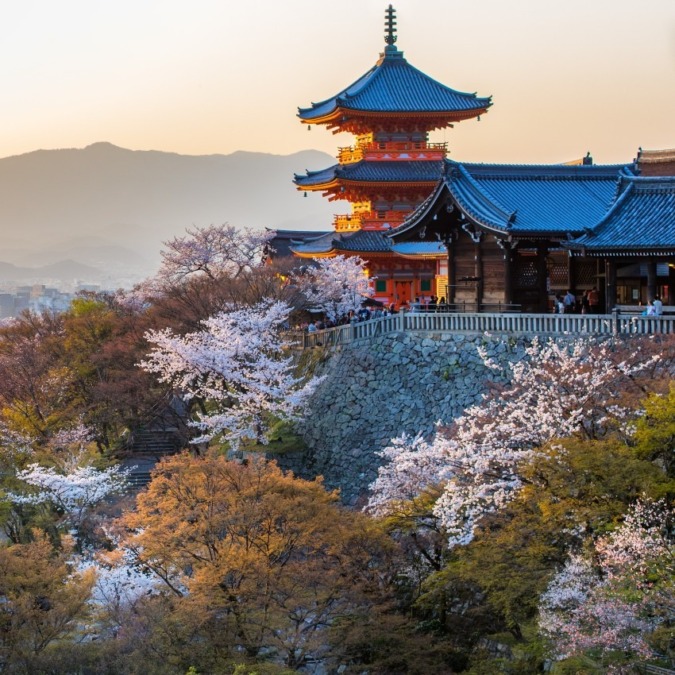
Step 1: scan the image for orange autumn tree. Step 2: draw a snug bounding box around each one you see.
[119,453,392,670]
[0,533,94,671]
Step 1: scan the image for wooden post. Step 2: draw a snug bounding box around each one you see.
[447,239,456,304]
[537,245,549,313]
[398,307,405,332]
[606,259,617,312]
[647,258,657,301]
[498,239,515,308]
[474,233,484,309]
[567,252,576,294]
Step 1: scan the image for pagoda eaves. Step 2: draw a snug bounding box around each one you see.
[294,159,443,195]
[298,46,491,134]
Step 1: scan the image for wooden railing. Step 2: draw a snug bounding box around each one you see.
[334,210,411,232]
[291,311,675,350]
[338,141,447,164]
[333,214,362,232]
[639,665,675,675]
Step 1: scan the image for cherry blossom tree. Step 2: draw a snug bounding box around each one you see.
[368,337,657,548]
[298,254,373,322]
[539,498,674,666]
[74,542,162,640]
[6,423,128,541]
[9,463,128,534]
[140,298,323,448]
[157,224,273,286]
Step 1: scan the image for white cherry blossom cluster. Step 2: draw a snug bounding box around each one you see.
[539,499,673,662]
[0,422,34,460]
[141,298,323,447]
[368,337,656,548]
[10,463,128,520]
[158,224,273,285]
[77,549,160,612]
[298,255,373,322]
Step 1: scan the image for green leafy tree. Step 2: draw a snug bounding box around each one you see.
[634,383,675,477]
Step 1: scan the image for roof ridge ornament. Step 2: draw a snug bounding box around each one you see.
[384,5,397,47]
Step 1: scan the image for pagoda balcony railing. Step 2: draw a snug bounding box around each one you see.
[291,310,675,350]
[338,141,447,164]
[334,210,411,232]
[333,214,362,232]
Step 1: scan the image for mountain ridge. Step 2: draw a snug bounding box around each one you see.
[0,143,335,285]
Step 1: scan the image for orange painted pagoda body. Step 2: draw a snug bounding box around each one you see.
[290,5,491,307]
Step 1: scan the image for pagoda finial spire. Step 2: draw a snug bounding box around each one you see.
[384,5,397,46]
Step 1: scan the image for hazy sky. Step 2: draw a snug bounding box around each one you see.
[2,0,674,164]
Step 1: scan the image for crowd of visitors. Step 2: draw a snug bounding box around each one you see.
[553,288,666,316]
[301,306,391,333]
[553,288,602,314]
[403,295,447,313]
[300,296,450,332]
[302,289,668,331]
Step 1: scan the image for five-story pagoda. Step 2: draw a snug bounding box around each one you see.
[291,5,491,307]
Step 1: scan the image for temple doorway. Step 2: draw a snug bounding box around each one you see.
[394,280,413,307]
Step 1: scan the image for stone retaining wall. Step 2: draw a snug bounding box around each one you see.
[274,331,528,505]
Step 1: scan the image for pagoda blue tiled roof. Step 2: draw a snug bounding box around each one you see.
[294,159,444,189]
[392,160,637,239]
[298,46,491,124]
[567,176,675,255]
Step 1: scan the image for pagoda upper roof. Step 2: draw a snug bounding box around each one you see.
[392,160,637,238]
[298,46,491,124]
[567,176,675,255]
[294,159,444,188]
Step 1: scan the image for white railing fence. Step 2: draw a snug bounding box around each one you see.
[290,311,675,350]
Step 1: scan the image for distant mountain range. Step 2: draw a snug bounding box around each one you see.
[0,142,335,286]
[0,259,103,283]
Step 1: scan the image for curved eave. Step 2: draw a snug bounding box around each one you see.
[568,247,675,258]
[290,247,338,259]
[340,178,438,188]
[294,179,341,193]
[295,179,439,194]
[342,251,398,258]
[300,106,489,129]
[290,248,398,259]
[446,166,515,234]
[388,180,449,239]
[394,251,446,260]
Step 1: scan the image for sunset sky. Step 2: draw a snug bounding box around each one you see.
[2,0,674,165]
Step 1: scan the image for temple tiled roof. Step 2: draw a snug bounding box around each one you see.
[390,241,446,257]
[567,176,675,255]
[392,161,636,238]
[290,230,392,256]
[294,160,444,188]
[335,230,392,252]
[265,229,331,258]
[449,162,635,235]
[298,47,491,122]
